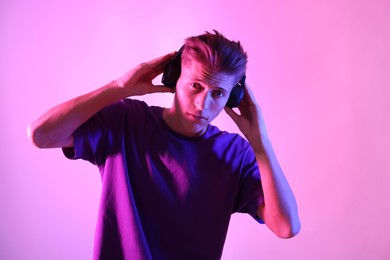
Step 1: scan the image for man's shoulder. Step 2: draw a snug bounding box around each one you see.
[207,125,249,147]
[108,98,163,116]
[120,98,150,110]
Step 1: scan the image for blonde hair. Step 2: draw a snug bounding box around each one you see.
[182,30,247,83]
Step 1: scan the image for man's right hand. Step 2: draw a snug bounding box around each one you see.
[115,52,177,97]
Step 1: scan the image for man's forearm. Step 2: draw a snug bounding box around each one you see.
[27,80,126,148]
[255,137,301,238]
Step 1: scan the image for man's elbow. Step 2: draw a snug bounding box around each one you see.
[275,219,301,239]
[27,123,43,148]
[27,122,50,148]
[27,123,74,148]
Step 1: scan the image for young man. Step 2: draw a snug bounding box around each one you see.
[28,31,300,259]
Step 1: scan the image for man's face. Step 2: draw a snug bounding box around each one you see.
[172,59,237,137]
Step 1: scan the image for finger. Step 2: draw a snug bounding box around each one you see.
[147,51,177,70]
[243,83,261,107]
[224,107,240,124]
[147,66,166,80]
[151,85,175,94]
[142,52,177,80]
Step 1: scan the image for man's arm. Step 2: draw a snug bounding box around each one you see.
[225,84,301,238]
[27,52,175,149]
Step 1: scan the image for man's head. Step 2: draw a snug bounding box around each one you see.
[165,30,248,137]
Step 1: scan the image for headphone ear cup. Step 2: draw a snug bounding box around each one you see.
[226,75,246,108]
[226,85,245,108]
[162,46,184,89]
[162,62,181,89]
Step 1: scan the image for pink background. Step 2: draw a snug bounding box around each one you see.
[1,0,389,259]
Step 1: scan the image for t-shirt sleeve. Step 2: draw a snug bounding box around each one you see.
[62,100,127,166]
[233,147,265,224]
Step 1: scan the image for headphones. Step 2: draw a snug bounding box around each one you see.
[161,46,246,108]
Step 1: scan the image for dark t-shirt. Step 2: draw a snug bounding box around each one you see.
[63,99,264,260]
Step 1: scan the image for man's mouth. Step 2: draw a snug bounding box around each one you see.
[187,113,208,121]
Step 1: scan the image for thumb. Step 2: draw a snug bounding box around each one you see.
[224,107,240,124]
[152,85,175,94]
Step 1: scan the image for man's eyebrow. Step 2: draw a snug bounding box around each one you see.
[192,76,205,83]
[213,86,229,92]
[192,76,229,92]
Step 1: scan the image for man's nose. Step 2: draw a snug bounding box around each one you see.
[195,91,211,110]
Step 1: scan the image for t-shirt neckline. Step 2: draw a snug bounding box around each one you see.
[153,106,214,141]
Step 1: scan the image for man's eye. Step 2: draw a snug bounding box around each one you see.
[213,90,224,97]
[191,83,202,90]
